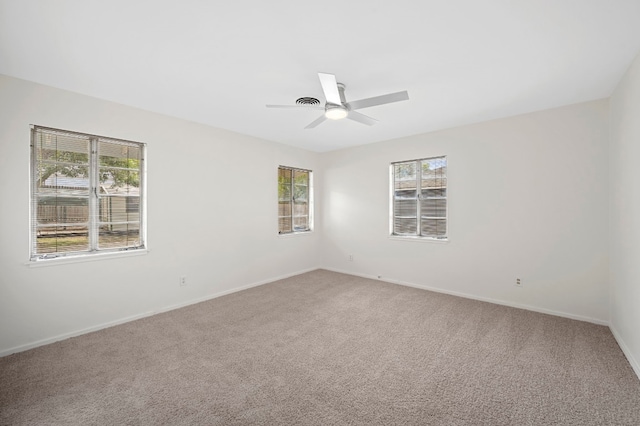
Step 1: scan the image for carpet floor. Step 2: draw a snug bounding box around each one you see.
[1,269,639,425]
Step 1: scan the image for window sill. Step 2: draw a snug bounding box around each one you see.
[278,231,314,238]
[27,248,149,268]
[388,235,448,244]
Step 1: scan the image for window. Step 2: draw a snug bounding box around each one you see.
[391,156,447,239]
[278,166,312,234]
[30,126,146,261]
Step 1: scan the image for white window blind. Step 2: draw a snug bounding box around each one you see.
[392,156,447,239]
[30,126,146,260]
[278,166,311,234]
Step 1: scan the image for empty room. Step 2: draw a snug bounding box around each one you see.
[1,1,640,424]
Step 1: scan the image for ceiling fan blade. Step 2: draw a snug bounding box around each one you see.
[318,73,342,105]
[346,111,378,126]
[266,104,324,110]
[304,115,328,129]
[347,90,409,111]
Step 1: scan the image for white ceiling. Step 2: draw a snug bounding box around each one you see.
[1,1,639,152]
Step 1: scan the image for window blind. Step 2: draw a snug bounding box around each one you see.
[30,126,146,260]
[392,156,447,239]
[278,166,311,234]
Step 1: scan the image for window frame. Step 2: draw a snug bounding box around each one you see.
[390,156,448,241]
[277,165,313,235]
[29,125,147,263]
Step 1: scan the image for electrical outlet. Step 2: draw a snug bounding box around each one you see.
[515,278,522,287]
[179,276,187,287]
[348,254,354,262]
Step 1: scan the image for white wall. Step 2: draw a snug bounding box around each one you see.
[320,100,610,324]
[609,52,640,376]
[0,75,321,355]
[0,73,621,357]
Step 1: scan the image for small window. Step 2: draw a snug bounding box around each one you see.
[391,156,447,239]
[278,166,312,234]
[30,126,146,261]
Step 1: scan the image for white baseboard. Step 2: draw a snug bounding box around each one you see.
[609,324,640,380]
[322,267,609,326]
[0,310,156,358]
[0,266,320,358]
[152,266,320,316]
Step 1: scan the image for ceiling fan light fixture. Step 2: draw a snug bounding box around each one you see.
[325,105,348,120]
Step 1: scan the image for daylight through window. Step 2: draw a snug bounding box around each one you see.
[392,156,447,239]
[278,166,311,234]
[30,126,146,261]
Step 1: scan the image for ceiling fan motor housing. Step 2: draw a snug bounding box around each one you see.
[325,82,348,119]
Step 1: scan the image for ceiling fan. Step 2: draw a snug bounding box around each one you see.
[266,73,409,129]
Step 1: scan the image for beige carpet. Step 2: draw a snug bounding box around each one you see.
[1,269,639,425]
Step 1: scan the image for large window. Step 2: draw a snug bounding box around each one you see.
[278,166,312,234]
[30,126,146,261]
[391,156,447,239]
